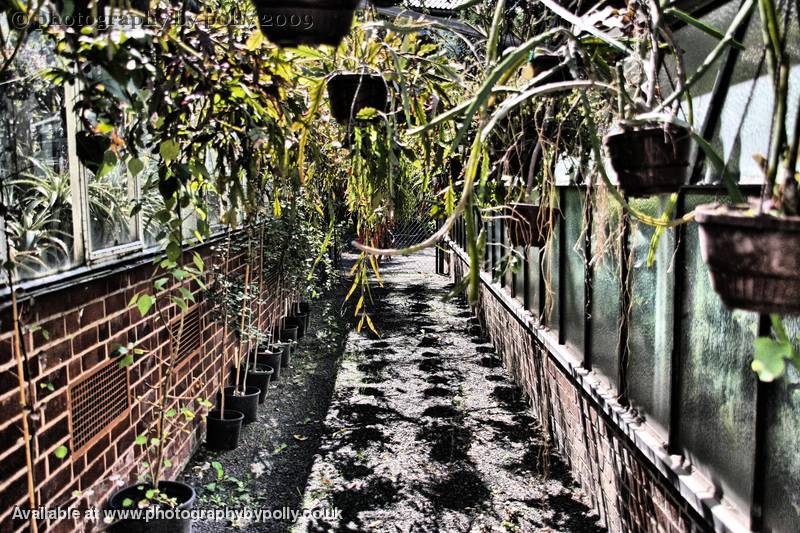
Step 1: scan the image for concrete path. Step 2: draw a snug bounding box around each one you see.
[293,252,605,533]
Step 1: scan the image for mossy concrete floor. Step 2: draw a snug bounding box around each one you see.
[184,252,605,532]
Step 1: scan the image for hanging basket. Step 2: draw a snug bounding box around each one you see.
[327,73,389,124]
[604,124,693,197]
[506,203,552,248]
[696,203,800,315]
[253,0,360,47]
[529,52,573,84]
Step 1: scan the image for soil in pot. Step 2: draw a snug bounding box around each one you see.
[221,386,261,424]
[327,73,389,124]
[106,481,196,533]
[253,0,360,48]
[604,124,693,197]
[256,348,283,380]
[696,202,800,314]
[206,409,245,451]
[506,203,552,247]
[237,365,274,404]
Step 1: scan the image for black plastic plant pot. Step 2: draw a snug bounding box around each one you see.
[222,386,261,424]
[106,481,196,533]
[253,0,360,48]
[286,315,307,337]
[281,325,299,343]
[206,409,245,451]
[506,203,552,248]
[238,366,274,404]
[256,348,283,380]
[327,73,389,124]
[696,203,800,315]
[604,124,693,197]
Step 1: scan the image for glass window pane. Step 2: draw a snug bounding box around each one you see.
[513,245,525,302]
[678,192,757,514]
[86,162,138,252]
[590,191,622,387]
[562,188,585,355]
[526,246,541,316]
[762,357,800,532]
[0,30,74,281]
[627,196,676,439]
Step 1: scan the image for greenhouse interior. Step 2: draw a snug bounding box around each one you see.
[1,0,799,532]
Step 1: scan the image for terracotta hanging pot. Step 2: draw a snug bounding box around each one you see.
[253,0,360,47]
[506,203,552,248]
[604,124,693,197]
[327,73,389,124]
[696,203,800,315]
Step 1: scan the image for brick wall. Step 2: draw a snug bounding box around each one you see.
[449,245,748,533]
[0,236,295,532]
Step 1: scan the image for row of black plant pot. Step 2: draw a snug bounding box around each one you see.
[205,304,312,451]
[106,304,313,532]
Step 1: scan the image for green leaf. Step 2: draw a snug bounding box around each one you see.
[160,139,180,162]
[752,337,791,382]
[664,7,745,50]
[128,157,145,177]
[54,445,68,459]
[164,408,176,418]
[122,498,134,508]
[134,435,148,446]
[179,287,195,303]
[245,31,264,51]
[166,242,182,262]
[154,277,169,291]
[356,107,379,120]
[136,294,154,317]
[192,252,205,273]
[96,150,119,179]
[119,354,135,368]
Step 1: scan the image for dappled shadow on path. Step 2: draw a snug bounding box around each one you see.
[295,251,605,533]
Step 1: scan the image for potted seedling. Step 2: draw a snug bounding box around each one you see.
[109,245,210,531]
[223,262,262,423]
[207,233,245,451]
[696,0,800,315]
[252,0,361,47]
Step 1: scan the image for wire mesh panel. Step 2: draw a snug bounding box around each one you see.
[170,305,202,362]
[69,360,130,452]
[389,204,437,272]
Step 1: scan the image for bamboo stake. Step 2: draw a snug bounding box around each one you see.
[219,230,232,418]
[11,290,38,533]
[234,264,251,392]
[255,223,266,367]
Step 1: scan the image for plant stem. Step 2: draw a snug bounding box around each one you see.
[11,290,38,533]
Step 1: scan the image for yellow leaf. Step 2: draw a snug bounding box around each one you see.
[365,315,379,336]
[369,256,383,286]
[355,295,364,316]
[246,31,264,51]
